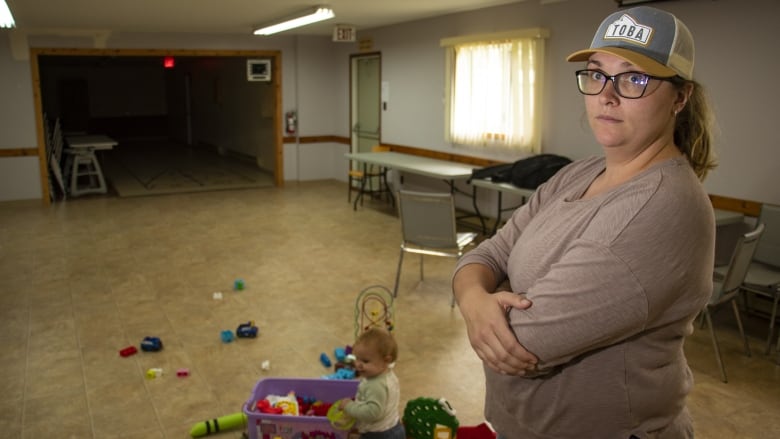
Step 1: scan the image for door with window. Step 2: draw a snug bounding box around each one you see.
[349,53,382,195]
[351,53,381,154]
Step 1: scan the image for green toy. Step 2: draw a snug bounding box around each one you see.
[403,397,459,439]
[190,412,247,437]
[327,399,356,431]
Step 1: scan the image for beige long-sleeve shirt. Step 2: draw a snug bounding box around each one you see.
[455,156,715,439]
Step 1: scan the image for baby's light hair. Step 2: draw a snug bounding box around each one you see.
[355,327,398,362]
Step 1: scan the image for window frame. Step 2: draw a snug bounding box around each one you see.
[441,28,549,154]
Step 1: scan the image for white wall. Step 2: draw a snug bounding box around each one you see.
[1,0,778,205]
[0,33,40,202]
[285,142,350,182]
[359,0,779,205]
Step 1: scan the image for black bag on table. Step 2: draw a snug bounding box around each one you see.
[469,154,572,189]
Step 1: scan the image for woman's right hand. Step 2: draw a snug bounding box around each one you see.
[454,265,538,375]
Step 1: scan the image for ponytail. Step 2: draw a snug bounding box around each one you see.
[674,80,717,180]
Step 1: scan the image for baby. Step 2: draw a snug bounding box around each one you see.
[339,327,405,439]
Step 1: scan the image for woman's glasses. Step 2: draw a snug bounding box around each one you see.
[575,69,675,99]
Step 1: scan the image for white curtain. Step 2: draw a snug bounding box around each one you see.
[447,37,544,153]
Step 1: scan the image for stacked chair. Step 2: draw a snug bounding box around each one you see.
[703,223,765,382]
[736,205,780,363]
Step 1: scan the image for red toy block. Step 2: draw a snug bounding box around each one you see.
[256,399,283,414]
[457,423,497,439]
[119,346,138,357]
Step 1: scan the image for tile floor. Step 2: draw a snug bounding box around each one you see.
[0,181,778,438]
[100,141,275,198]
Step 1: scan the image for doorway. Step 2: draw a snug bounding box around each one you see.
[350,53,381,154]
[349,52,382,194]
[30,48,283,203]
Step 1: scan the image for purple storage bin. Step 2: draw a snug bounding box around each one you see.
[243,377,359,439]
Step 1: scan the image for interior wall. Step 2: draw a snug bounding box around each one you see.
[177,56,275,167]
[1,0,778,205]
[39,58,167,136]
[38,55,276,169]
[0,31,305,202]
[360,0,779,205]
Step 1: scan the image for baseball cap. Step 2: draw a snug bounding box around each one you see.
[567,6,694,80]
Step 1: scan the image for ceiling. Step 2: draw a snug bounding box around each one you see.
[6,0,540,37]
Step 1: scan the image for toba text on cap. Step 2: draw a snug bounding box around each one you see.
[567,6,694,80]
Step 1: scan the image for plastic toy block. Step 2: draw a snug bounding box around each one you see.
[236,321,258,338]
[140,336,163,352]
[119,346,138,357]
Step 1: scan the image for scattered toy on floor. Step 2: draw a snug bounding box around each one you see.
[236,321,258,338]
[140,336,163,352]
[322,368,356,380]
[119,346,138,357]
[189,412,247,437]
[221,330,235,343]
[403,397,459,439]
[457,422,497,439]
[329,346,358,379]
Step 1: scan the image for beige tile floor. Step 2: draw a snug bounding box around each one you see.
[0,181,779,438]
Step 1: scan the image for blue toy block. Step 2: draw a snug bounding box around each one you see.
[320,352,332,368]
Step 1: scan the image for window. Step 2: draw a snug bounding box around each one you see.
[442,29,549,153]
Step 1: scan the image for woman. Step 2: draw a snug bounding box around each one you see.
[453,6,717,438]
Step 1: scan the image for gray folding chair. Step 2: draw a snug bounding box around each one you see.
[703,223,764,382]
[393,190,477,307]
[739,204,780,361]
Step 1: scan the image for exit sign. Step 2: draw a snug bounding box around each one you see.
[333,25,356,42]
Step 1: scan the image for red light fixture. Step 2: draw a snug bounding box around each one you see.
[163,56,175,69]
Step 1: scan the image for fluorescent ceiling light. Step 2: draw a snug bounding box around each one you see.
[1,0,15,28]
[253,6,335,36]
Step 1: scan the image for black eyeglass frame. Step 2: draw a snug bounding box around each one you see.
[574,69,679,99]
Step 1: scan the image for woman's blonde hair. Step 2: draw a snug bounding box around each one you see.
[674,79,718,180]
[355,327,398,362]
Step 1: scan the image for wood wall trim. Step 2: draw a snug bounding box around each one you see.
[710,194,762,217]
[286,135,350,144]
[0,148,39,157]
[381,143,505,167]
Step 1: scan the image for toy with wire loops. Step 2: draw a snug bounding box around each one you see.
[354,285,395,338]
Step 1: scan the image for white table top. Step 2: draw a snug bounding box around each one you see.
[470,178,536,197]
[714,209,744,227]
[345,151,476,180]
[66,135,118,150]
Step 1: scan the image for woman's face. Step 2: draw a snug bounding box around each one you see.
[583,53,683,154]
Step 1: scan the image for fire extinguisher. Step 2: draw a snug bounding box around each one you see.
[285,111,297,135]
